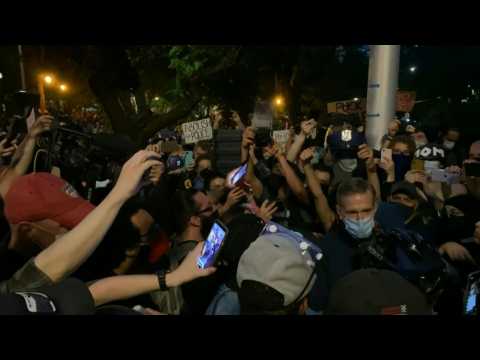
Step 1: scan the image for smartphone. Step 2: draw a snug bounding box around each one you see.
[183,151,194,169]
[465,162,480,178]
[464,271,480,315]
[411,159,425,171]
[381,148,392,163]
[197,220,229,269]
[226,163,248,188]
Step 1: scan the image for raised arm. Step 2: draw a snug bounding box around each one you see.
[286,119,316,163]
[88,242,216,306]
[241,127,255,164]
[276,149,309,205]
[358,144,381,202]
[0,115,53,198]
[34,150,161,283]
[300,148,336,232]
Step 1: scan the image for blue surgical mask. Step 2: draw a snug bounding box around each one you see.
[343,216,375,239]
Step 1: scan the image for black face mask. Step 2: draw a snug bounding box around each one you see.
[393,154,413,182]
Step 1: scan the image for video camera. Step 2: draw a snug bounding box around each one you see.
[357,228,458,297]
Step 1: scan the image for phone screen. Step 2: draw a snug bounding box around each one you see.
[464,271,480,315]
[381,148,392,162]
[183,151,194,169]
[227,163,248,187]
[197,221,228,269]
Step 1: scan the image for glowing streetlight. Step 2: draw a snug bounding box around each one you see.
[154,96,160,101]
[353,97,359,101]
[44,75,54,84]
[409,66,416,73]
[0,73,3,79]
[274,95,284,107]
[59,84,68,92]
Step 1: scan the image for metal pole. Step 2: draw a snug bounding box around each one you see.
[365,45,400,150]
[17,45,26,90]
[38,75,47,113]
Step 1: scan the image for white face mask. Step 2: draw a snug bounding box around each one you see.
[338,159,358,173]
[443,140,455,150]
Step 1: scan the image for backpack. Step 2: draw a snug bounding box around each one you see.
[149,240,197,315]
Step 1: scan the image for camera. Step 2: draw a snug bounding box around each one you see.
[357,228,453,296]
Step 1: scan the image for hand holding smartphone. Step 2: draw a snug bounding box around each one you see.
[464,271,480,315]
[381,148,392,163]
[197,220,228,269]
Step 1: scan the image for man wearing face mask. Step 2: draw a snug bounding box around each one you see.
[442,127,466,167]
[307,177,412,313]
[151,189,221,314]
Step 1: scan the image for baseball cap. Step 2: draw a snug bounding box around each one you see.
[390,181,419,200]
[237,224,322,310]
[4,173,95,229]
[326,269,432,315]
[0,278,95,315]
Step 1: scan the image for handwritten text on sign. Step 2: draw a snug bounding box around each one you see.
[273,130,290,153]
[182,118,213,144]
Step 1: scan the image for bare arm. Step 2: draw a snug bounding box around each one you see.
[241,127,255,164]
[34,150,161,283]
[358,144,381,202]
[0,116,53,198]
[245,148,263,199]
[286,133,306,163]
[88,242,215,306]
[277,154,309,205]
[304,163,336,232]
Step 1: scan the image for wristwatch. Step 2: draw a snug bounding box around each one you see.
[156,270,170,291]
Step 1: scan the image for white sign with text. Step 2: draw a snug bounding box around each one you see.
[181,118,213,144]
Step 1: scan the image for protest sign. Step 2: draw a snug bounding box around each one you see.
[327,99,366,114]
[272,129,290,152]
[181,118,213,144]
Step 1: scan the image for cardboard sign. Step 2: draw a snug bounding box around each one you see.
[327,99,366,114]
[272,130,290,152]
[181,118,213,144]
[252,101,273,129]
[328,91,416,114]
[396,91,416,112]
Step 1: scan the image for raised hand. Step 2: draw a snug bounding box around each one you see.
[111,150,162,202]
[257,200,278,222]
[28,115,53,139]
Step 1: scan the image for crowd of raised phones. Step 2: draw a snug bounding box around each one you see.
[0,109,479,316]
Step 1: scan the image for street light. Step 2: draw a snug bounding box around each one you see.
[353,97,359,101]
[59,84,68,92]
[154,96,160,101]
[44,75,54,84]
[0,73,3,80]
[409,66,416,73]
[274,95,284,107]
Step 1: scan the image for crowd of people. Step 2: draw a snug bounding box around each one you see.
[0,106,479,316]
